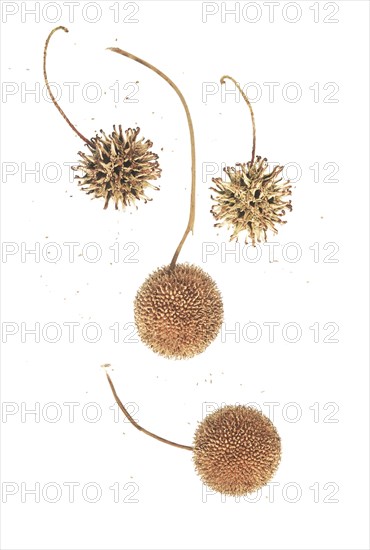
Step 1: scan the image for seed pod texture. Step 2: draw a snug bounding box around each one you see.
[134,264,224,359]
[193,405,281,496]
[211,157,292,245]
[72,125,161,209]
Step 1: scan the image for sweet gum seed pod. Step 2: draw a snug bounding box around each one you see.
[211,158,292,245]
[43,27,161,210]
[72,125,161,210]
[211,75,292,245]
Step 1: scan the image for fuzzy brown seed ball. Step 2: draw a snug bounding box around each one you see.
[134,264,223,359]
[193,405,281,496]
[72,125,161,210]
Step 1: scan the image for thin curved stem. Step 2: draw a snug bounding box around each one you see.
[105,371,193,452]
[43,26,92,146]
[107,47,196,269]
[220,75,256,165]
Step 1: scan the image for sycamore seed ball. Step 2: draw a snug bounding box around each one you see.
[134,263,224,359]
[193,405,281,496]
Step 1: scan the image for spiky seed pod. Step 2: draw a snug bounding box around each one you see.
[71,125,161,210]
[134,264,223,359]
[211,157,292,245]
[105,374,283,497]
[212,75,293,245]
[43,27,162,211]
[193,405,281,496]
[109,46,217,360]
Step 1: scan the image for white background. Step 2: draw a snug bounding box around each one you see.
[1,1,369,549]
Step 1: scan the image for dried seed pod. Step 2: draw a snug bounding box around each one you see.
[43,27,161,209]
[72,126,160,209]
[108,46,224,359]
[134,263,223,359]
[193,405,281,496]
[105,371,281,496]
[211,75,292,245]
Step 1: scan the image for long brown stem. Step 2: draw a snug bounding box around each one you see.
[220,75,256,165]
[105,371,193,451]
[107,47,196,269]
[43,26,92,146]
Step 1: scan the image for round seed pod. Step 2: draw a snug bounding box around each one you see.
[193,405,281,496]
[134,263,223,359]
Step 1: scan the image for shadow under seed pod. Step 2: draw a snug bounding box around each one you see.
[211,75,292,245]
[108,46,224,360]
[43,26,161,210]
[105,370,281,497]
